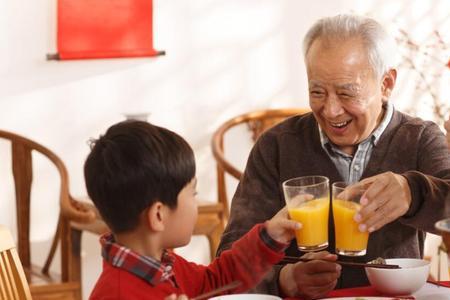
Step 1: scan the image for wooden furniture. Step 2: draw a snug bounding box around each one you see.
[70,198,225,261]
[0,129,96,300]
[0,225,32,300]
[211,108,311,225]
[192,203,224,260]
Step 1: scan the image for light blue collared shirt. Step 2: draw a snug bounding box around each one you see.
[319,102,394,184]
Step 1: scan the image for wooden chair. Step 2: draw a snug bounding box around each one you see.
[69,193,225,262]
[0,129,96,300]
[211,108,311,225]
[0,225,32,300]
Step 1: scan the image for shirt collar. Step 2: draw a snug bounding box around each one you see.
[319,102,394,151]
[100,233,175,286]
[371,102,393,145]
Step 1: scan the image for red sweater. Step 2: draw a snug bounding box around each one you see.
[89,224,286,299]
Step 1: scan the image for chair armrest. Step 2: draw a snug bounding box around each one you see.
[197,201,225,214]
[68,197,110,235]
[60,194,97,224]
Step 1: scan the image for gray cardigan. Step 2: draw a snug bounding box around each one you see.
[218,109,450,293]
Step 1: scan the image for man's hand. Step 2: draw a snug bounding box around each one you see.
[279,251,340,299]
[351,171,412,233]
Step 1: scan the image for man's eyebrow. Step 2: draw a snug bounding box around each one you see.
[336,83,360,92]
[309,81,324,88]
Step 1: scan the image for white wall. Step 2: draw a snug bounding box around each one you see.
[0,1,449,299]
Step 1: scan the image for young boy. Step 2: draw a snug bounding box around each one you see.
[84,120,301,299]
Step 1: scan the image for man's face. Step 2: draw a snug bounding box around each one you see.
[306,37,389,155]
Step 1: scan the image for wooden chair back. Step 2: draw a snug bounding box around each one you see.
[0,129,95,300]
[0,225,32,300]
[211,108,310,223]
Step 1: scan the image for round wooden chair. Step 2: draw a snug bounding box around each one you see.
[210,107,311,226]
[0,129,96,300]
[0,225,33,300]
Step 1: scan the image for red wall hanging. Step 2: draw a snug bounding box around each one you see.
[48,0,164,60]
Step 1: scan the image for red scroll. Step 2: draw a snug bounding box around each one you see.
[53,0,164,60]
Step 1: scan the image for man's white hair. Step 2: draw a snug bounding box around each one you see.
[303,14,398,79]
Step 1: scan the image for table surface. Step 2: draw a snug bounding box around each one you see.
[285,281,450,299]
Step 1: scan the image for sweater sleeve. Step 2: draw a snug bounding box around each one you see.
[177,224,287,298]
[401,121,450,232]
[218,131,283,253]
[216,131,286,295]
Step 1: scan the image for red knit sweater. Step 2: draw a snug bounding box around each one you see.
[89,224,286,299]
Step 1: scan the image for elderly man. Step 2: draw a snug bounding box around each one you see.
[218,14,450,299]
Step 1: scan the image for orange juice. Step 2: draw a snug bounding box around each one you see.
[333,199,368,253]
[288,197,329,249]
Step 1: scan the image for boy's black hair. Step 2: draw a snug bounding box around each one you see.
[84,120,195,233]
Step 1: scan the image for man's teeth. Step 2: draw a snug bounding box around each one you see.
[331,120,350,128]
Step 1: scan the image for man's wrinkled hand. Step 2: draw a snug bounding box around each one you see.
[351,171,412,233]
[279,251,340,299]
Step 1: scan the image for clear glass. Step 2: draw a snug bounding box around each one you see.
[283,176,329,252]
[332,181,369,256]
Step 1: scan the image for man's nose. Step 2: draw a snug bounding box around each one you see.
[323,95,344,118]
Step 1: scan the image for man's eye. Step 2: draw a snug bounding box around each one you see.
[310,91,324,97]
[339,94,354,99]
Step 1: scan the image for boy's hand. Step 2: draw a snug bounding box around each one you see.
[265,206,301,244]
[165,294,189,300]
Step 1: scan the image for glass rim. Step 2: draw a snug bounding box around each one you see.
[332,181,366,192]
[282,176,329,189]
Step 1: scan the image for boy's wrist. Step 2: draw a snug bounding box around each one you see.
[260,222,289,253]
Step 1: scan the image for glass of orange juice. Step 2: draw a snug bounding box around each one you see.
[332,181,369,256]
[283,176,329,252]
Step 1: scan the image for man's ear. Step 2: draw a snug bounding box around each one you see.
[381,68,397,103]
[146,201,166,232]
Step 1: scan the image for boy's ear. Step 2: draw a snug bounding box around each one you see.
[146,201,166,232]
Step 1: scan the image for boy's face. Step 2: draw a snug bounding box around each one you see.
[164,178,198,248]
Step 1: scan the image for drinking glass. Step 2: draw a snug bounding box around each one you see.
[332,181,369,256]
[283,176,329,252]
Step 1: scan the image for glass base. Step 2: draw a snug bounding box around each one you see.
[298,242,328,252]
[336,248,366,256]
